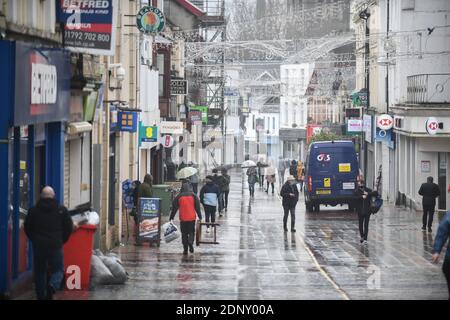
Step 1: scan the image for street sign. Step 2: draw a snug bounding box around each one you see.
[377,114,394,130]
[426,117,439,135]
[160,121,184,135]
[170,79,188,95]
[140,124,158,143]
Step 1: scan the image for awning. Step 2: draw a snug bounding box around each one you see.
[67,122,93,135]
[154,35,173,45]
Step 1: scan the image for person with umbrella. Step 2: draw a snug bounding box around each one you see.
[265,166,276,195]
[243,160,258,198]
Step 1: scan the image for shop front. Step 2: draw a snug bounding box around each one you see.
[0,41,70,296]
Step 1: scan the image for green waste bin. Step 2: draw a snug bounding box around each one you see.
[153,185,173,216]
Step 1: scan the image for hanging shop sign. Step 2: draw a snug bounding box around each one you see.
[136,6,166,34]
[189,110,202,124]
[57,0,118,56]
[363,115,373,143]
[138,198,161,244]
[345,108,361,118]
[426,117,439,135]
[347,119,363,132]
[13,42,71,126]
[118,111,138,132]
[170,79,188,95]
[110,104,118,132]
[190,106,208,124]
[160,121,184,135]
[161,135,175,148]
[139,124,158,143]
[377,114,394,130]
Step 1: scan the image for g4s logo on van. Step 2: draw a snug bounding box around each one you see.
[317,154,331,162]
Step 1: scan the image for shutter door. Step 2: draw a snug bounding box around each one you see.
[64,142,70,208]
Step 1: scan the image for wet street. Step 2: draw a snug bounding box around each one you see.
[18,169,448,300]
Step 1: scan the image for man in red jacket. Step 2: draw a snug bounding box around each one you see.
[170,183,203,255]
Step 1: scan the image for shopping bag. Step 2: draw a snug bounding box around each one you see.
[370,195,383,214]
[162,222,180,243]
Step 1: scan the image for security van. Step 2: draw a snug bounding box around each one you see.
[304,140,360,212]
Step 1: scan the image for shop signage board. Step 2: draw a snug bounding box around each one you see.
[57,0,118,56]
[421,160,431,173]
[138,198,161,244]
[118,111,138,132]
[190,106,208,124]
[426,117,439,135]
[189,110,202,123]
[136,6,166,34]
[161,135,175,148]
[170,79,188,95]
[345,108,361,118]
[160,121,184,135]
[279,128,307,141]
[363,115,373,143]
[14,42,71,126]
[347,119,363,132]
[139,124,158,143]
[377,114,394,130]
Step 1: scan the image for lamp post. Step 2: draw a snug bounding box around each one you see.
[359,8,370,180]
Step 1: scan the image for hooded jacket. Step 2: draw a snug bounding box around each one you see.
[200,181,220,207]
[138,175,153,199]
[170,184,202,222]
[280,182,299,208]
[433,211,450,262]
[24,198,73,251]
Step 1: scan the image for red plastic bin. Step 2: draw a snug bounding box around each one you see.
[63,225,97,290]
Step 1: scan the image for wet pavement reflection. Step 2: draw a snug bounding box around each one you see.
[17,169,448,300]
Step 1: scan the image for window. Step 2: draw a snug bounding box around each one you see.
[157,53,165,97]
[273,117,275,130]
[252,115,255,130]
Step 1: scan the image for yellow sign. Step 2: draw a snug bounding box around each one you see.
[316,190,331,195]
[324,178,331,188]
[339,163,351,173]
[20,161,27,170]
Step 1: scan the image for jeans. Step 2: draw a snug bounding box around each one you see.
[278,170,285,186]
[33,246,64,300]
[266,182,274,193]
[283,206,296,230]
[223,190,229,209]
[298,180,304,192]
[218,192,224,212]
[444,259,450,300]
[180,221,196,251]
[358,210,371,240]
[192,183,198,195]
[259,175,265,187]
[248,182,256,197]
[422,204,435,229]
[204,205,216,224]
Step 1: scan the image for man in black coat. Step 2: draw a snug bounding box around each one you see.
[419,176,441,232]
[355,178,379,244]
[280,175,299,232]
[24,186,74,300]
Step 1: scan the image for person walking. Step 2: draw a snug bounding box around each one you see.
[257,161,265,189]
[200,176,220,233]
[289,160,298,180]
[24,186,74,300]
[221,169,231,212]
[355,177,378,244]
[278,157,286,188]
[419,176,441,232]
[188,162,199,194]
[170,183,202,255]
[212,168,225,215]
[280,176,299,232]
[136,174,153,245]
[246,167,258,198]
[298,166,305,192]
[265,173,276,194]
[432,211,450,300]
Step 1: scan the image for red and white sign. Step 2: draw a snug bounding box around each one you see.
[377,114,393,130]
[347,119,363,132]
[161,135,175,148]
[317,154,331,162]
[426,117,439,135]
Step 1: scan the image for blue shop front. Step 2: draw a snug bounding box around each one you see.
[0,41,71,296]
